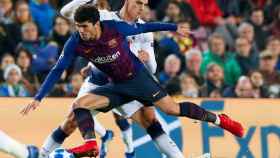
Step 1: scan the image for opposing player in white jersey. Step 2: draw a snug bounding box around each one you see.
[38,0,185,158]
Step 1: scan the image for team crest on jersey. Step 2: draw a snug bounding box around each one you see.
[84,48,93,54]
[108,38,118,48]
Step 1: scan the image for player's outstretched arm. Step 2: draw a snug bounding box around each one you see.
[112,20,190,37]
[60,0,97,20]
[20,36,78,115]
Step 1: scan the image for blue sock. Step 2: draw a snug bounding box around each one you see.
[146,121,165,139]
[52,127,68,144]
[115,119,130,131]
[27,145,39,158]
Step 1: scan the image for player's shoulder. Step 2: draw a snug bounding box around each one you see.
[64,32,80,49]
[99,10,119,21]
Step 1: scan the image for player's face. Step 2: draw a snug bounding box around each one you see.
[127,0,148,19]
[75,21,99,41]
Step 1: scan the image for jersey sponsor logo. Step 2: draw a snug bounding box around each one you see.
[92,51,121,64]
[108,38,118,48]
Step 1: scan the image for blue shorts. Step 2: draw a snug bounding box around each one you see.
[91,68,167,112]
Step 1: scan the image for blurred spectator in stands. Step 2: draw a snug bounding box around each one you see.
[96,0,111,10]
[158,21,193,69]
[0,22,15,54]
[158,54,181,85]
[0,0,13,24]
[107,0,124,11]
[17,22,46,55]
[214,19,239,50]
[216,0,240,18]
[62,72,84,97]
[238,0,254,18]
[249,70,269,98]
[214,0,240,50]
[238,22,259,53]
[248,8,269,51]
[263,0,280,24]
[200,33,241,85]
[0,53,15,82]
[188,0,224,28]
[259,50,280,97]
[156,0,199,29]
[29,0,55,36]
[265,36,280,71]
[223,76,255,98]
[209,89,222,98]
[200,63,228,97]
[184,49,204,86]
[17,21,59,81]
[16,48,38,95]
[49,15,71,54]
[0,64,30,97]
[8,0,32,44]
[235,37,259,75]
[267,5,280,38]
[179,73,199,97]
[162,0,184,23]
[252,0,269,9]
[141,5,154,22]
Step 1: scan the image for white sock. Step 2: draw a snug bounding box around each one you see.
[121,127,134,153]
[214,114,220,125]
[94,117,106,137]
[39,134,61,158]
[153,134,185,158]
[0,130,29,158]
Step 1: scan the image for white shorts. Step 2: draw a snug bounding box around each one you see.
[78,78,143,118]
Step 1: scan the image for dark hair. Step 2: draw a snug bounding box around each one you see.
[165,77,182,95]
[74,4,100,25]
[15,47,32,61]
[250,7,263,15]
[266,35,280,45]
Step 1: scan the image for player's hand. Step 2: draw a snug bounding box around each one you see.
[138,50,150,63]
[176,22,191,37]
[20,100,41,116]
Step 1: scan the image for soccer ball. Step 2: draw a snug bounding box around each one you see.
[48,148,75,158]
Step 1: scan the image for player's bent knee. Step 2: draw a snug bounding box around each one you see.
[142,108,157,123]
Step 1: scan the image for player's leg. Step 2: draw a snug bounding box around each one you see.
[97,118,114,158]
[112,112,134,157]
[67,82,132,158]
[114,100,185,158]
[130,107,185,158]
[67,93,110,157]
[39,81,114,158]
[0,130,39,158]
[78,81,113,139]
[132,68,244,138]
[153,95,244,137]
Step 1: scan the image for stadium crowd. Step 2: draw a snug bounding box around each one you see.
[0,0,279,98]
